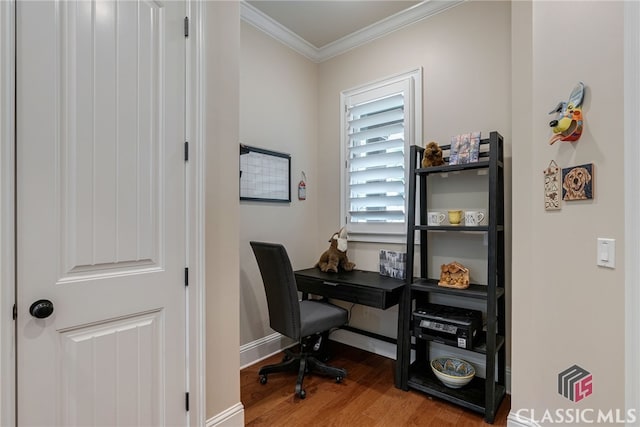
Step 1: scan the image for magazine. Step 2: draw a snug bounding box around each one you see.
[457,133,472,164]
[449,135,460,165]
[469,131,481,163]
[449,132,481,165]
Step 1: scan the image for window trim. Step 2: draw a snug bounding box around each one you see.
[340,68,422,243]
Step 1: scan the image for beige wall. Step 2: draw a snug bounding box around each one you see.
[204,1,242,420]
[239,23,320,345]
[316,0,513,361]
[238,0,629,422]
[511,1,626,424]
[239,0,512,369]
[239,0,512,352]
[318,0,512,239]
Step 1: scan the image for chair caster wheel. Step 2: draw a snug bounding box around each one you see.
[336,376,343,383]
[259,375,267,385]
[295,384,306,399]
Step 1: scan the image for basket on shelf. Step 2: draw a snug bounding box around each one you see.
[438,261,470,289]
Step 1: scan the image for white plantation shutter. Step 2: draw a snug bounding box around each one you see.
[341,69,422,240]
[347,94,405,223]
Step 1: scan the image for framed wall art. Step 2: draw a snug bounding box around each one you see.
[562,163,594,201]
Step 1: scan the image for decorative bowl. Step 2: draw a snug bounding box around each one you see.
[430,357,476,389]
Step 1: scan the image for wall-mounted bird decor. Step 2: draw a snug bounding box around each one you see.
[548,82,585,145]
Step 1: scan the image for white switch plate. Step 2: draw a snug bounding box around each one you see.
[597,238,615,268]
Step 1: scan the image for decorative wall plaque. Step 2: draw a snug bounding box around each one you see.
[544,160,561,211]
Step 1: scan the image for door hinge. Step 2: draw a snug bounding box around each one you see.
[184,17,189,38]
[185,267,189,287]
[12,303,16,320]
[185,392,190,411]
[184,141,189,162]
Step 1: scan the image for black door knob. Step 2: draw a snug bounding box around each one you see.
[29,299,54,319]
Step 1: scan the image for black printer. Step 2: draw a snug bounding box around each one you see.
[413,303,483,350]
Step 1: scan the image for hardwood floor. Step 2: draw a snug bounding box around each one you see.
[241,342,510,426]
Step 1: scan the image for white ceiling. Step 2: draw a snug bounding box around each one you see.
[241,0,465,62]
[246,1,421,49]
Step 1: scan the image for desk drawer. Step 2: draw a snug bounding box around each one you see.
[296,276,392,309]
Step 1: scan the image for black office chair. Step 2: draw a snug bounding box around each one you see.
[250,241,348,399]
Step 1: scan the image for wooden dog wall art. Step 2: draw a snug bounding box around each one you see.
[562,163,594,201]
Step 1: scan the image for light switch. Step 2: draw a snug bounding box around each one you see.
[597,238,615,268]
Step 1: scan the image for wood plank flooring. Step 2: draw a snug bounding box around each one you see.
[241,342,510,426]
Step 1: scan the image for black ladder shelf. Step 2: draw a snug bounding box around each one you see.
[396,131,506,423]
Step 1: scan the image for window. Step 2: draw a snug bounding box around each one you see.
[340,69,422,242]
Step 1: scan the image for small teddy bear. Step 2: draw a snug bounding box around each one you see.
[421,141,445,168]
[315,227,355,273]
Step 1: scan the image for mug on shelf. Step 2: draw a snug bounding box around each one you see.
[464,210,485,226]
[447,209,463,225]
[427,211,446,226]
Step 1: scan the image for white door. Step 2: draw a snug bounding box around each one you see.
[16,1,187,425]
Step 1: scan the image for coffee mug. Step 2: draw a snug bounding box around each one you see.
[448,209,463,225]
[464,210,485,226]
[427,211,446,226]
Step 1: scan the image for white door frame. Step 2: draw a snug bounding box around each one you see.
[0,1,206,425]
[624,2,640,424]
[0,1,16,426]
[186,1,206,425]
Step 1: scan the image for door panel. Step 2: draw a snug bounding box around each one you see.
[60,310,162,426]
[16,1,186,425]
[62,0,162,277]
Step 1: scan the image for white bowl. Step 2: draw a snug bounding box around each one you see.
[430,357,475,389]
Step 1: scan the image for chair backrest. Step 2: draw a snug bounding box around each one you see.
[250,242,301,340]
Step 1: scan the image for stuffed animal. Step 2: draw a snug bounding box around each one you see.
[315,227,355,273]
[421,141,445,168]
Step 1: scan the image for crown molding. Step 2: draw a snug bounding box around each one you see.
[318,0,465,61]
[240,0,465,63]
[240,1,320,61]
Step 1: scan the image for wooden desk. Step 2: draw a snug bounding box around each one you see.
[294,268,404,310]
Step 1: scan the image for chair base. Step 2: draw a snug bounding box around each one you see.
[258,338,347,399]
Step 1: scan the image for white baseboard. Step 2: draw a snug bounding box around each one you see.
[329,328,397,360]
[240,330,512,393]
[239,332,295,369]
[238,329,394,371]
[507,411,539,427]
[205,402,244,427]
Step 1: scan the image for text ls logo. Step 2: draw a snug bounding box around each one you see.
[558,365,593,402]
